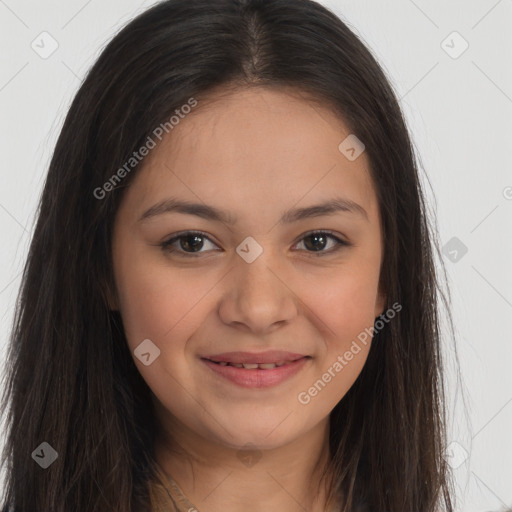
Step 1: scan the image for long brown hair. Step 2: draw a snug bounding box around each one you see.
[1,0,457,510]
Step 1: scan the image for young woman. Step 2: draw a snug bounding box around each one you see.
[0,0,457,510]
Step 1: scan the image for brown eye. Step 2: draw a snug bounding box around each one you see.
[160,230,350,258]
[293,231,349,256]
[177,234,205,252]
[161,231,219,256]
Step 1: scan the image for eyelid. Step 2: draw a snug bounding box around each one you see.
[161,229,213,245]
[292,229,348,245]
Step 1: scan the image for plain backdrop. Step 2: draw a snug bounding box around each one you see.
[0,1,511,510]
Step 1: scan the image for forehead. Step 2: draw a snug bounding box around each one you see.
[119,86,380,227]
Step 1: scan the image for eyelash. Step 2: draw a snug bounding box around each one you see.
[159,230,350,258]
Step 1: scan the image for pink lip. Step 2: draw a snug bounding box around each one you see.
[200,350,307,364]
[201,356,311,388]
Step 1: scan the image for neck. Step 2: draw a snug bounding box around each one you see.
[152,413,339,512]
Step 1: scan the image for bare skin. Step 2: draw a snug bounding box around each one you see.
[110,85,386,512]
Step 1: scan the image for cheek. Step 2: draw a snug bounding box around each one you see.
[114,263,214,406]
[308,264,380,341]
[115,245,381,350]
[302,265,379,398]
[113,252,215,351]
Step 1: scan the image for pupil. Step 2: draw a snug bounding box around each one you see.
[305,234,326,251]
[181,235,203,252]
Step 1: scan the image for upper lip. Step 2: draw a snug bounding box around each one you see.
[201,350,308,364]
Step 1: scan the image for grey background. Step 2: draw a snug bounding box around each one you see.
[0,1,511,510]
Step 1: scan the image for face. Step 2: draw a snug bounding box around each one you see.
[111,86,386,451]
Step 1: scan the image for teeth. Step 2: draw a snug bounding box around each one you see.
[242,363,259,369]
[212,360,291,369]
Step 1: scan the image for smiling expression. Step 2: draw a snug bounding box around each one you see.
[111,85,386,449]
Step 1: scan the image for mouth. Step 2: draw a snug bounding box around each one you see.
[200,354,312,388]
[200,350,308,365]
[203,358,307,370]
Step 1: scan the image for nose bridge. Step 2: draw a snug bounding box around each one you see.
[218,241,297,333]
[237,249,279,301]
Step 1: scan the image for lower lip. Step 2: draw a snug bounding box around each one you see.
[201,357,311,388]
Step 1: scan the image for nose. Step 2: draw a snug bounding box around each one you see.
[218,249,299,335]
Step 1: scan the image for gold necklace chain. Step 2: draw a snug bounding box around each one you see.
[155,461,341,512]
[156,463,199,511]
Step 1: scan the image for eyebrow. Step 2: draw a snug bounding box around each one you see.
[138,196,369,224]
